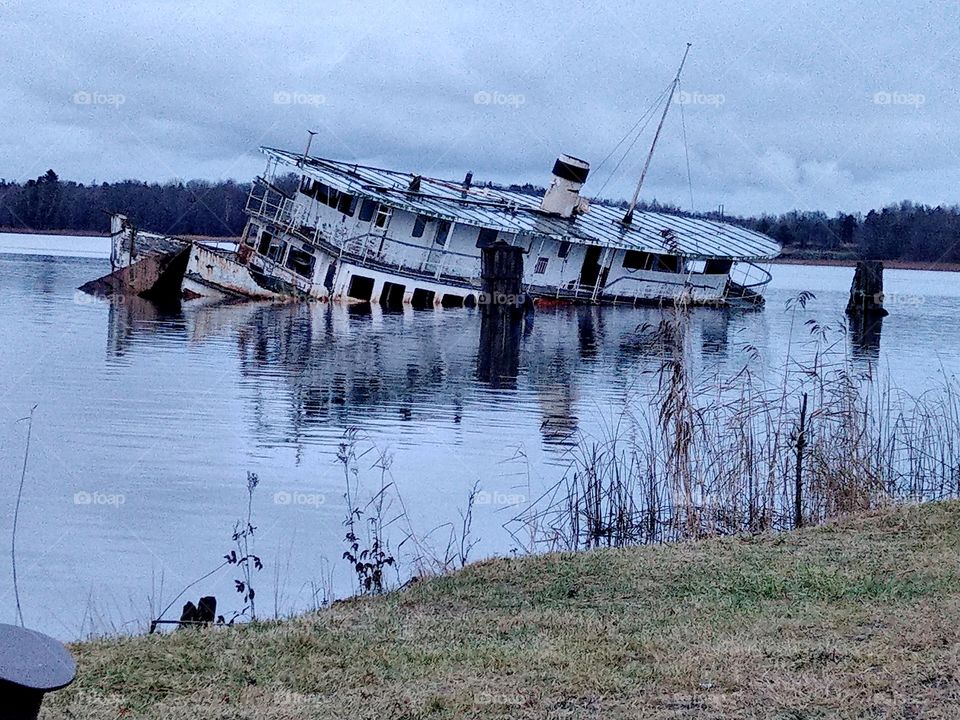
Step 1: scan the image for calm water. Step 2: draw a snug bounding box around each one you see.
[0,233,958,639]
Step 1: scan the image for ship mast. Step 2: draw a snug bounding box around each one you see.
[621,43,692,227]
[299,129,317,168]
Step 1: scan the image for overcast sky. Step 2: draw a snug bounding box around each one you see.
[3,0,958,216]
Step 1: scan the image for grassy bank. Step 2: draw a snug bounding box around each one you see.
[45,501,960,719]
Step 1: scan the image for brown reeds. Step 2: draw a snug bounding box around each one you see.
[509,293,960,551]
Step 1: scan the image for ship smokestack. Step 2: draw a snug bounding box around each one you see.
[540,154,590,218]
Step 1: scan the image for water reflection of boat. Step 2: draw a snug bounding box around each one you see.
[698,308,731,356]
[100,296,766,456]
[106,295,187,358]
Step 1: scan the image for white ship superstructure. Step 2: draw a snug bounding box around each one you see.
[184,147,778,308]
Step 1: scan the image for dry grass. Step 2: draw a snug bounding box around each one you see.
[45,501,960,719]
[510,297,960,553]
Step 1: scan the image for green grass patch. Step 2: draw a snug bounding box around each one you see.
[43,502,960,719]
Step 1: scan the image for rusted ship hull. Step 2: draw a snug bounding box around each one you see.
[79,215,191,301]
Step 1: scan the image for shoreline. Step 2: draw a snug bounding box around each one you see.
[47,502,960,719]
[0,227,239,243]
[3,227,958,272]
[770,256,960,272]
[0,227,107,237]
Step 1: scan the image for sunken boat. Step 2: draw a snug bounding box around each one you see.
[86,148,779,309]
[83,48,780,309]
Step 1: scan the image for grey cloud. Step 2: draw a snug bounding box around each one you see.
[3,0,958,215]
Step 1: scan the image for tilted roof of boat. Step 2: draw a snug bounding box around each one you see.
[261,147,780,260]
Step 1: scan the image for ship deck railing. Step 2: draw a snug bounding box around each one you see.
[244,180,483,290]
[340,233,481,286]
[541,259,772,306]
[729,260,773,290]
[245,180,346,258]
[245,178,295,228]
[244,179,772,305]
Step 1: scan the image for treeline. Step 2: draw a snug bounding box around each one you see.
[507,182,960,263]
[3,170,960,262]
[739,203,960,264]
[0,170,250,237]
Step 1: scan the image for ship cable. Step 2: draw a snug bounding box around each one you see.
[678,80,695,213]
[590,82,672,200]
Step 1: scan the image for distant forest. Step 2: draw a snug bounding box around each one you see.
[0,170,251,238]
[2,169,960,263]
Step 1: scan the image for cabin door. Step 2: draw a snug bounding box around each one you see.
[579,245,603,289]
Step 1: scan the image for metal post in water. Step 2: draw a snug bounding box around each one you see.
[846,260,888,352]
[480,240,525,304]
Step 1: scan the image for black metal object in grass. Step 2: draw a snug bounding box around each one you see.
[0,623,75,720]
[149,473,263,632]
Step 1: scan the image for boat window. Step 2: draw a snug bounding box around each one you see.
[337,193,356,216]
[534,257,549,274]
[347,274,375,301]
[476,228,498,248]
[300,177,314,196]
[359,199,377,221]
[314,182,331,202]
[285,245,316,278]
[375,204,392,228]
[268,240,286,263]
[623,250,683,273]
[411,288,436,309]
[244,223,259,247]
[380,281,406,309]
[325,187,340,208]
[412,215,428,238]
[704,258,733,275]
[558,240,571,258]
[257,230,273,256]
[435,220,451,246]
[623,250,652,270]
[655,254,682,273]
